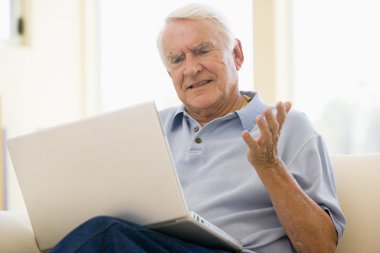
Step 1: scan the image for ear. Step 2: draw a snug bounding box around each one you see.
[233,39,244,70]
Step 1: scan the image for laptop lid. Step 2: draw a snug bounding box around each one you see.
[7,101,190,251]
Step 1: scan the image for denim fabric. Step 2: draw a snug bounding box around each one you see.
[50,216,233,253]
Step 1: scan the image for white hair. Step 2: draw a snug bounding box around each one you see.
[156,3,237,66]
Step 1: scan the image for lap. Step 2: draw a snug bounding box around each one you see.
[50,216,233,253]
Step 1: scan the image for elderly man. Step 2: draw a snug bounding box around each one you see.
[51,3,345,253]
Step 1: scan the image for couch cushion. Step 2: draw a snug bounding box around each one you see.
[0,210,41,253]
[332,154,380,253]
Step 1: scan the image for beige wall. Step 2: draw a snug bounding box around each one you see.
[0,0,85,210]
[0,98,3,209]
[253,0,292,104]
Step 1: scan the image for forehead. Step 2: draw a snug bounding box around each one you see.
[162,19,223,53]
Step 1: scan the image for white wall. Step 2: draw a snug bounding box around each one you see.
[0,0,84,210]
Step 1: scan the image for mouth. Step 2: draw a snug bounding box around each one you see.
[188,80,212,89]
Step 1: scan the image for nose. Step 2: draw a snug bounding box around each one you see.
[183,55,202,76]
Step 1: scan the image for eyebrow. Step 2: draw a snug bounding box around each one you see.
[192,41,215,51]
[166,41,216,61]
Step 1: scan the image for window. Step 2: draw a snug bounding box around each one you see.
[0,0,12,41]
[99,0,253,111]
[291,0,380,154]
[0,0,24,46]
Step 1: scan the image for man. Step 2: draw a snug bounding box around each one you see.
[51,3,345,253]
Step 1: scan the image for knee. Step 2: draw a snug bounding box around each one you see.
[82,216,141,231]
[85,215,119,224]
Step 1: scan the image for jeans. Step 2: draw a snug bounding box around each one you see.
[50,216,233,253]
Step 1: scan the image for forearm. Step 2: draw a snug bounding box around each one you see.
[241,102,337,252]
[255,161,337,253]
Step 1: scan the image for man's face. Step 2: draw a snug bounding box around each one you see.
[162,19,243,113]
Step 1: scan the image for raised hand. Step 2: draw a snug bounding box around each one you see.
[241,101,292,170]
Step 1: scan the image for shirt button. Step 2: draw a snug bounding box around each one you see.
[193,125,200,132]
[195,137,202,144]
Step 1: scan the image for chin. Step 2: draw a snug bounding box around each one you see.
[184,90,225,109]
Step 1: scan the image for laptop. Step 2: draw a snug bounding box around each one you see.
[7,101,243,252]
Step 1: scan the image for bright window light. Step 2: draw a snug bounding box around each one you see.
[292,0,380,154]
[0,0,12,41]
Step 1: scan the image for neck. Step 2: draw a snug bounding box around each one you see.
[187,92,249,126]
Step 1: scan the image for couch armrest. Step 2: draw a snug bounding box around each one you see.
[0,210,41,253]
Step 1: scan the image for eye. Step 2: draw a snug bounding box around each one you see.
[197,48,210,55]
[171,55,185,65]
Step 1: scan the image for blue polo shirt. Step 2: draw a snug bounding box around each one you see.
[159,91,346,253]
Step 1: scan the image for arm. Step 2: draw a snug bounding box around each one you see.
[242,102,337,253]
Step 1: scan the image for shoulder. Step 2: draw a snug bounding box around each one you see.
[281,109,319,139]
[278,109,322,160]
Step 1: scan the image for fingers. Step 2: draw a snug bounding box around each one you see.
[241,101,292,170]
[276,102,286,130]
[242,101,292,148]
[256,112,273,143]
[263,107,279,137]
[284,101,292,113]
[242,130,259,150]
[276,101,292,131]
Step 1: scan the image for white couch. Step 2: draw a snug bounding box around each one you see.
[1,154,379,253]
[333,154,380,253]
[0,210,40,253]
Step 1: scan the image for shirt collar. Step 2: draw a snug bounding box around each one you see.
[235,91,267,131]
[170,104,186,130]
[169,91,267,131]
